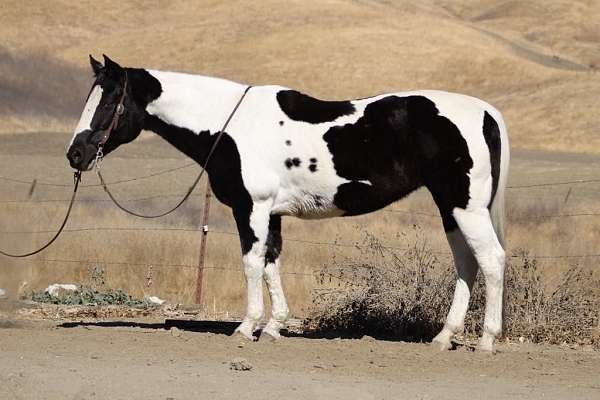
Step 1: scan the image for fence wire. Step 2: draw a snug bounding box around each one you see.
[1,165,600,269]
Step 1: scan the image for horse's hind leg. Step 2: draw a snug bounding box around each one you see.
[453,207,505,352]
[432,222,479,351]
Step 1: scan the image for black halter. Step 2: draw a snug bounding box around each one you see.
[92,72,128,169]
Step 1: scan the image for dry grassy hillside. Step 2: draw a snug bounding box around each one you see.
[1,0,599,152]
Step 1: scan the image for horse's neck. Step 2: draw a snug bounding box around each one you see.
[141,69,246,165]
[144,69,246,134]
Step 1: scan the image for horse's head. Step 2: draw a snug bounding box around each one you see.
[67,55,145,171]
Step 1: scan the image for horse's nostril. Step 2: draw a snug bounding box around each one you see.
[73,150,83,162]
[71,149,82,163]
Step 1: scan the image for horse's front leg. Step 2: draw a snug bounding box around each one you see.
[232,200,272,341]
[262,214,289,339]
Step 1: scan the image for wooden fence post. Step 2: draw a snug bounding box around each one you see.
[195,180,212,306]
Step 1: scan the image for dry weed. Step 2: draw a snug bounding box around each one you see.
[307,230,600,348]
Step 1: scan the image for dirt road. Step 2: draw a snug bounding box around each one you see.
[1,318,599,400]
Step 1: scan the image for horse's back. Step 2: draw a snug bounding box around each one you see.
[231,87,506,218]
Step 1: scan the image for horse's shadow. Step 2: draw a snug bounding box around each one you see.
[58,319,341,339]
[58,319,452,345]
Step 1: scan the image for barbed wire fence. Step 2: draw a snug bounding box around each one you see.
[1,165,600,304]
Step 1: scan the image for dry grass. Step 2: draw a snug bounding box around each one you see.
[0,0,600,151]
[306,230,600,347]
[1,148,599,320]
[0,46,88,133]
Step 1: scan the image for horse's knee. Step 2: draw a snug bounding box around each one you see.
[243,253,264,280]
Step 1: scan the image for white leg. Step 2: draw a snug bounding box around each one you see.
[234,249,265,340]
[263,258,289,339]
[453,207,506,352]
[259,214,289,339]
[432,228,478,350]
[233,201,272,341]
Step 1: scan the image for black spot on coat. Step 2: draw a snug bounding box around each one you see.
[285,157,301,169]
[276,90,356,124]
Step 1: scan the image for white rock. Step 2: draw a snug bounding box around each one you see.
[0,288,7,298]
[45,284,78,297]
[146,296,166,305]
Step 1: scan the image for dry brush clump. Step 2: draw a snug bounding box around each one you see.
[499,251,600,347]
[307,229,600,347]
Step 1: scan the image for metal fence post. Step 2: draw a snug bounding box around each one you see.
[195,180,212,306]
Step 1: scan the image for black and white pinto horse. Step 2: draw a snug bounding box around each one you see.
[68,55,509,352]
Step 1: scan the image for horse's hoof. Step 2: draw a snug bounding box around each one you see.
[431,328,454,351]
[261,328,282,341]
[477,333,496,353]
[233,330,257,342]
[233,323,258,342]
[431,338,453,351]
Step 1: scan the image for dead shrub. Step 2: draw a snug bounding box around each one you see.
[501,250,600,346]
[307,230,600,348]
[306,229,454,341]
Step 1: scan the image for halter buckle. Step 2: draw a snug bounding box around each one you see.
[116,103,125,116]
[94,146,104,171]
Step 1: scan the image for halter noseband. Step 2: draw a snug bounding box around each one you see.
[93,71,128,169]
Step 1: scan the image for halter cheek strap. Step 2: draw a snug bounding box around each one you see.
[98,72,129,149]
[91,72,128,170]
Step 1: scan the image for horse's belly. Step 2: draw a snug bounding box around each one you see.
[272,185,345,219]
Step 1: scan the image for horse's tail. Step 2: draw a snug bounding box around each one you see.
[488,109,510,249]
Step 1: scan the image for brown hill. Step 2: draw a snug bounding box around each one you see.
[1,0,599,153]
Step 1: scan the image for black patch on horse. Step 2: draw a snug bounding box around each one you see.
[323,95,472,227]
[276,90,356,124]
[143,114,257,254]
[482,111,501,209]
[127,68,163,105]
[264,215,282,265]
[309,158,318,172]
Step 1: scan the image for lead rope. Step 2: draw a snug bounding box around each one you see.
[0,171,81,258]
[97,85,252,219]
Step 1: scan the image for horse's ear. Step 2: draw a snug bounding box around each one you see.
[102,54,123,78]
[89,54,103,76]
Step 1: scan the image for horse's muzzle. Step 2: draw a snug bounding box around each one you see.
[67,130,97,170]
